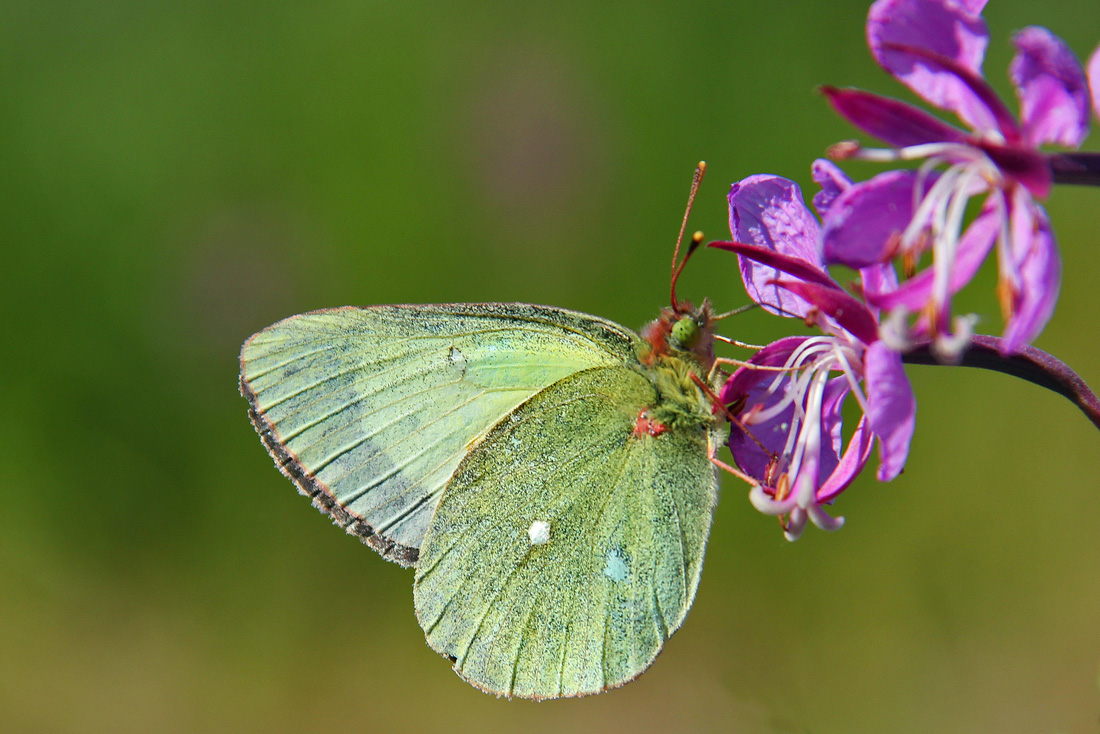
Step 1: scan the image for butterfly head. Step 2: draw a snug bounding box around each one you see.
[640,299,715,373]
[671,312,703,351]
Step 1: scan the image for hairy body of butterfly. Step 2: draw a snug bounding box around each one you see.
[240,300,723,699]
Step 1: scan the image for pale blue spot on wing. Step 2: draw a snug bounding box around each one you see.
[603,548,629,582]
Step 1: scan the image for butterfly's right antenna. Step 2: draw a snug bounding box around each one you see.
[712,302,759,321]
[670,161,707,311]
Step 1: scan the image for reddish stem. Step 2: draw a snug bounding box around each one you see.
[901,334,1100,431]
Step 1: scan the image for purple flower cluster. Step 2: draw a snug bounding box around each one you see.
[821,0,1100,359]
[710,0,1100,540]
[712,172,915,540]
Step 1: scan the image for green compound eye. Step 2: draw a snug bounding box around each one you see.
[671,315,701,350]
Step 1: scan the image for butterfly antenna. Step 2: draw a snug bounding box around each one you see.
[719,300,803,321]
[670,161,706,311]
[712,302,760,321]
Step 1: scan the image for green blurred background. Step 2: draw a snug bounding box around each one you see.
[3,1,1099,732]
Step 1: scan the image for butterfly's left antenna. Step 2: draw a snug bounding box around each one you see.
[670,161,706,311]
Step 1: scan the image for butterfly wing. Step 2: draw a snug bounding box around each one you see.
[240,303,639,565]
[413,365,720,698]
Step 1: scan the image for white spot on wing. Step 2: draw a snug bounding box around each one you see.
[528,520,551,546]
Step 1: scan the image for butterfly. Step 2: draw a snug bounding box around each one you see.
[239,164,739,699]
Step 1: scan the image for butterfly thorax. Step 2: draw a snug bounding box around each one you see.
[636,301,720,432]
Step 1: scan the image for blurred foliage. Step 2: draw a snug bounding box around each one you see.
[2,1,1099,732]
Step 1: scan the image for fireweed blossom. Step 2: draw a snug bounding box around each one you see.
[710,174,916,541]
[1091,44,1100,120]
[820,0,1095,358]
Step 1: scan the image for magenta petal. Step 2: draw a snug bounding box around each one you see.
[817,416,875,504]
[864,199,1000,311]
[821,86,969,147]
[864,341,916,482]
[1010,27,1091,148]
[709,240,837,292]
[867,0,996,132]
[860,262,899,304]
[770,279,880,346]
[1001,190,1060,354]
[811,158,851,216]
[1090,44,1100,120]
[727,176,824,318]
[822,169,927,269]
[729,394,794,483]
[821,376,848,459]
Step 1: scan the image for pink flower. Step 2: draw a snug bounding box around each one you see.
[1090,43,1100,120]
[821,0,1093,357]
[710,173,915,540]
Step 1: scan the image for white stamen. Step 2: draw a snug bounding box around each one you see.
[788,367,828,491]
[806,502,846,532]
[902,163,957,251]
[995,190,1016,292]
[741,333,868,542]
[751,338,835,428]
[932,313,979,362]
[766,337,834,393]
[833,342,869,415]
[783,507,808,542]
[878,307,915,352]
[932,164,987,314]
[749,484,795,515]
[852,141,989,165]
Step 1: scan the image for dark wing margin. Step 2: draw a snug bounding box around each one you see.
[241,375,421,565]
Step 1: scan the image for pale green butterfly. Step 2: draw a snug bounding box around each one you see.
[240,165,736,699]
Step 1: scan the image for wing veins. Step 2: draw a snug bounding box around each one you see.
[252,343,443,414]
[311,377,506,489]
[508,588,541,696]
[457,559,525,668]
[244,343,342,381]
[477,562,540,696]
[330,394,495,504]
[280,368,477,456]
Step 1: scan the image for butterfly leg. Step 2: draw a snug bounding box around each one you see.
[708,451,757,485]
[706,356,797,386]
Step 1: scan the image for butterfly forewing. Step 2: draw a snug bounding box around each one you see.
[240,304,639,565]
[413,366,719,698]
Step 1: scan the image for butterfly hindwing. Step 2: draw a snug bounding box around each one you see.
[240,304,640,565]
[413,366,720,698]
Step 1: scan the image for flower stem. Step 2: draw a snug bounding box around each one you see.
[901,335,1100,431]
[1049,152,1100,187]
